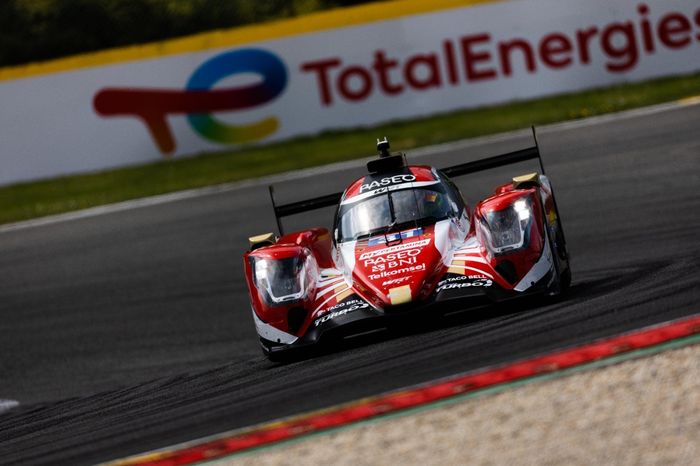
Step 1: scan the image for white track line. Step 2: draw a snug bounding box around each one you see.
[0,399,20,414]
[1,97,698,235]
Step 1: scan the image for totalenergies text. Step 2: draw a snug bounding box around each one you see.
[300,4,700,106]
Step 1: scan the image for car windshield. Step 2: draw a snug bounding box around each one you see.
[337,186,454,242]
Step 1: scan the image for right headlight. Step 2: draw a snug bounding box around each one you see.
[479,198,532,254]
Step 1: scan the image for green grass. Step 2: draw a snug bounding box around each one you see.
[1,72,699,225]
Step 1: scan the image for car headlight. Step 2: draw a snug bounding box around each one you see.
[253,256,308,305]
[480,198,532,254]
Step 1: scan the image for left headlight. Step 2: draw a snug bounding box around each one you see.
[479,198,532,254]
[252,256,309,305]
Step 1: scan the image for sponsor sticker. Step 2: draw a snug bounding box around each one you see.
[360,174,416,193]
[363,248,422,274]
[367,227,423,247]
[360,238,430,259]
[314,299,370,326]
[368,263,426,280]
[436,276,492,292]
[382,276,411,287]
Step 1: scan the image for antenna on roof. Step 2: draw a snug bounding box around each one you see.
[377,137,391,158]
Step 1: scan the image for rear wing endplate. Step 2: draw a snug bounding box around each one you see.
[270,127,545,235]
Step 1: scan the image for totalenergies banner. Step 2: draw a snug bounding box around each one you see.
[1,0,699,185]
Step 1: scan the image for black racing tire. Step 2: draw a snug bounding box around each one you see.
[536,188,571,297]
[546,221,571,297]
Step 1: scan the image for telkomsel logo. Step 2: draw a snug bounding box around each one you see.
[93,48,287,155]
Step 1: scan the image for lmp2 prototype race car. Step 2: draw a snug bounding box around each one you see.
[244,134,571,359]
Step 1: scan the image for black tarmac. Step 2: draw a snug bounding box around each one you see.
[1,104,699,465]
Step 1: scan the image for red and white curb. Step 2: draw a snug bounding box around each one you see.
[108,314,700,466]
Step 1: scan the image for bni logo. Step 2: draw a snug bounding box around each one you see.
[93,48,288,155]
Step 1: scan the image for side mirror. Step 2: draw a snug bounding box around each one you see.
[249,232,277,251]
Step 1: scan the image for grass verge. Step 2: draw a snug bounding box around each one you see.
[1,72,699,225]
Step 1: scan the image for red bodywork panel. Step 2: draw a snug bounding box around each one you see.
[351,224,445,308]
[244,228,332,335]
[475,188,546,283]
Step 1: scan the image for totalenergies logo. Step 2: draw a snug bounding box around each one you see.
[93,48,287,155]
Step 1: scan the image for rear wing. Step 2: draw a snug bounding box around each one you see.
[269,127,545,235]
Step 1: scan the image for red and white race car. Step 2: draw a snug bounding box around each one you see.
[244,136,571,359]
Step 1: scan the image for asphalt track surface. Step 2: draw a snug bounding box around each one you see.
[1,103,699,465]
